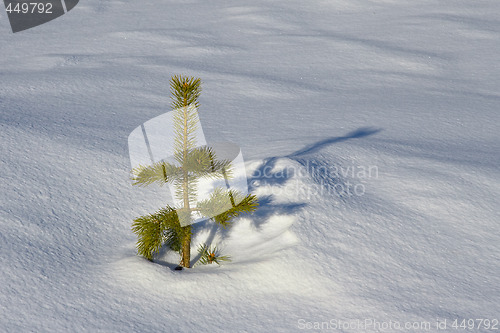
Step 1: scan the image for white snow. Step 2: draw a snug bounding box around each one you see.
[1,0,499,332]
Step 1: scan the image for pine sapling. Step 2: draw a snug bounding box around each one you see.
[131,75,258,268]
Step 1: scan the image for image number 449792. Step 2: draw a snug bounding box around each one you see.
[3,0,79,33]
[5,2,53,14]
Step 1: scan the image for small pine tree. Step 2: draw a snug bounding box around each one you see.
[131,75,258,268]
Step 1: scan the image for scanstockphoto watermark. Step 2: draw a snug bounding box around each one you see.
[252,162,379,199]
[297,318,433,331]
[258,178,369,199]
[253,161,379,181]
[297,318,499,331]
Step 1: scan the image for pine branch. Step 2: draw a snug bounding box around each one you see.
[197,187,234,222]
[198,189,259,227]
[131,206,180,260]
[173,177,199,207]
[212,192,259,227]
[171,76,202,159]
[164,227,182,253]
[182,146,233,179]
[131,161,182,187]
[195,243,231,266]
[170,75,201,110]
[173,104,199,156]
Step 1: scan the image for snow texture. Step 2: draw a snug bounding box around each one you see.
[1,0,499,332]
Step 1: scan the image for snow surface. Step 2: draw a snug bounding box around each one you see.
[1,0,499,332]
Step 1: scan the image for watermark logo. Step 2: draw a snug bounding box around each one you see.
[128,108,249,227]
[251,160,379,200]
[3,0,78,33]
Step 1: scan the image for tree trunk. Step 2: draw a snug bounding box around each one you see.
[180,98,191,268]
[181,226,191,268]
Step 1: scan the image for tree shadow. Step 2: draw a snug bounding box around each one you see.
[241,126,382,226]
[248,127,382,188]
[288,127,382,158]
[153,247,182,270]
